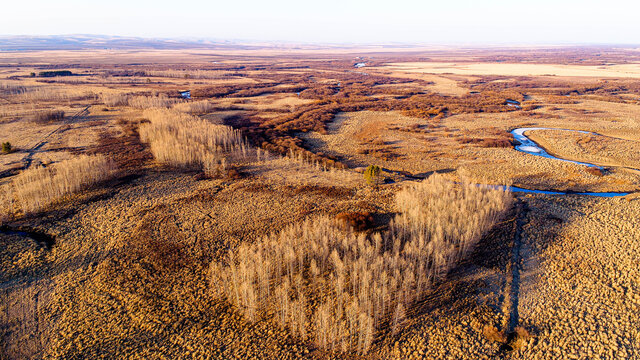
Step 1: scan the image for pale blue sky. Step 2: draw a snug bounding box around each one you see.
[2,0,639,44]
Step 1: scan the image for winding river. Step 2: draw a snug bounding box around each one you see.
[503,128,630,197]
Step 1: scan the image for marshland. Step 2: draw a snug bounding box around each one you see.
[0,40,639,359]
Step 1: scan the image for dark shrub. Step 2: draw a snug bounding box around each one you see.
[31,110,65,123]
[335,211,375,231]
[1,142,12,154]
[363,165,382,185]
[585,166,604,176]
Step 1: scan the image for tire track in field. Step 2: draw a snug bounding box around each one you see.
[21,105,90,169]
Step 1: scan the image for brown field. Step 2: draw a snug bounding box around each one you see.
[1,46,639,359]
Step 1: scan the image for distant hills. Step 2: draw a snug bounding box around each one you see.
[0,34,250,51]
[0,35,438,52]
[3,35,634,54]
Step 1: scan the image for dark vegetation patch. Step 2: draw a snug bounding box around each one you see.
[454,128,517,148]
[196,165,246,181]
[584,166,605,177]
[545,214,564,224]
[84,119,153,173]
[457,137,514,148]
[38,70,74,77]
[224,86,522,166]
[30,110,65,123]
[357,146,401,161]
[1,142,14,154]
[334,211,375,231]
[126,208,192,271]
[465,76,640,103]
[240,182,353,199]
[0,225,56,249]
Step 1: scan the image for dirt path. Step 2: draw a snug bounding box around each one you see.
[21,105,90,169]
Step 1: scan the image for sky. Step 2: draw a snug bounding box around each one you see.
[2,0,640,44]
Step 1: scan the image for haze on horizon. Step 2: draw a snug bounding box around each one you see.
[2,0,640,45]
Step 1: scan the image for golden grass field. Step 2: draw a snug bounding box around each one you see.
[383,61,640,78]
[1,47,639,359]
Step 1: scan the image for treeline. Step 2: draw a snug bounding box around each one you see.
[38,70,73,77]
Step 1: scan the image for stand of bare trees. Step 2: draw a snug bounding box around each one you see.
[209,174,512,354]
[139,108,248,176]
[5,155,115,214]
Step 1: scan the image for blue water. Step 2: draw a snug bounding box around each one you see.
[511,128,602,169]
[490,185,629,198]
[505,128,630,197]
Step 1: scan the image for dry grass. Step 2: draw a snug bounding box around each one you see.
[128,94,180,109]
[0,186,12,224]
[514,196,640,358]
[16,87,95,102]
[30,109,65,124]
[527,130,640,170]
[145,69,238,80]
[385,62,640,78]
[7,154,115,214]
[100,93,130,107]
[2,49,640,359]
[172,100,216,114]
[0,81,28,95]
[209,174,511,354]
[139,108,248,175]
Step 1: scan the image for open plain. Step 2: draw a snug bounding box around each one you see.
[1,45,639,359]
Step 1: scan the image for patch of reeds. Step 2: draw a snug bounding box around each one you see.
[0,186,12,224]
[30,110,65,124]
[100,93,130,107]
[8,154,116,214]
[139,108,248,175]
[209,174,512,354]
[0,82,28,95]
[128,94,180,109]
[172,100,216,114]
[17,87,94,102]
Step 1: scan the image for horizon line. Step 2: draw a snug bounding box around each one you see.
[1,34,640,49]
